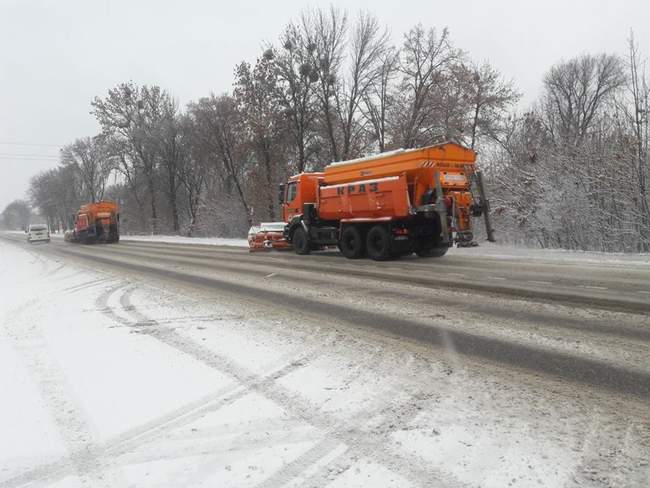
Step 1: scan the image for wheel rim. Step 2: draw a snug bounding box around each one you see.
[369,233,384,255]
[346,236,357,250]
[342,229,361,255]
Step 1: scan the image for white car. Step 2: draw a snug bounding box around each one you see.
[26,224,50,243]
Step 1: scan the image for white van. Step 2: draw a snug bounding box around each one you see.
[26,224,50,243]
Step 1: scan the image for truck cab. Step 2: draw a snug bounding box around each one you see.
[281,173,323,223]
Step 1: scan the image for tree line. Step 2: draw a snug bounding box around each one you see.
[487,35,649,252]
[3,7,648,252]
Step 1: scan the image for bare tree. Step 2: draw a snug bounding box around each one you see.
[187,95,253,226]
[542,53,625,146]
[158,105,184,233]
[333,11,389,160]
[624,32,650,250]
[393,25,457,148]
[29,166,82,231]
[175,115,209,236]
[362,47,399,152]
[92,83,175,234]
[234,56,287,220]
[462,62,520,149]
[1,200,32,230]
[302,6,348,162]
[271,22,319,172]
[60,135,115,203]
[107,137,148,230]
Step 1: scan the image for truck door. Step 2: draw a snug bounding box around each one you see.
[284,181,299,221]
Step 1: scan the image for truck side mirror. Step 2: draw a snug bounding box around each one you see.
[278,184,285,205]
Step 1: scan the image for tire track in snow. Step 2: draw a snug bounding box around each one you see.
[145,327,467,488]
[94,283,132,327]
[87,276,650,488]
[3,385,252,487]
[257,394,449,488]
[0,302,123,488]
[33,238,650,344]
[4,285,320,486]
[99,241,650,313]
[62,276,116,294]
[119,287,158,327]
[114,291,466,488]
[62,248,650,399]
[44,261,66,277]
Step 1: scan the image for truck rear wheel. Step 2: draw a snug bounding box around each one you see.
[416,244,449,258]
[292,227,311,255]
[366,225,392,261]
[339,226,365,259]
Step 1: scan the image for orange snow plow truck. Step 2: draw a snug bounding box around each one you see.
[279,142,494,260]
[65,201,120,244]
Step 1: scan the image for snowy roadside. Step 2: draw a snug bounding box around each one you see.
[449,241,650,266]
[1,238,649,487]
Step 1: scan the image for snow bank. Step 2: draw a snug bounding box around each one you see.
[449,241,650,265]
[121,234,248,247]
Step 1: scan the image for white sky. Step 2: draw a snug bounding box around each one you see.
[1,0,649,210]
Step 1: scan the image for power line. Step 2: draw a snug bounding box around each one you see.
[0,156,60,161]
[0,153,61,158]
[0,142,63,148]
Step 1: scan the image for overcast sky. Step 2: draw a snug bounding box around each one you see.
[1,0,649,210]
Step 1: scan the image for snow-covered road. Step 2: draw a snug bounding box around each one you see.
[1,236,649,487]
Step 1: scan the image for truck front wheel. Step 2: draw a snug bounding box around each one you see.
[366,225,392,261]
[339,226,365,259]
[292,227,311,255]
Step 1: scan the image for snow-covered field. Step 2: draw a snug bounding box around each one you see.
[1,238,648,487]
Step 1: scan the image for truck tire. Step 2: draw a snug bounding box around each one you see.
[366,225,392,261]
[292,227,311,255]
[339,226,365,259]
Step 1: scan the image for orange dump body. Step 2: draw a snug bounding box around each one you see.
[322,144,475,186]
[77,201,119,227]
[321,144,475,230]
[318,175,412,221]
